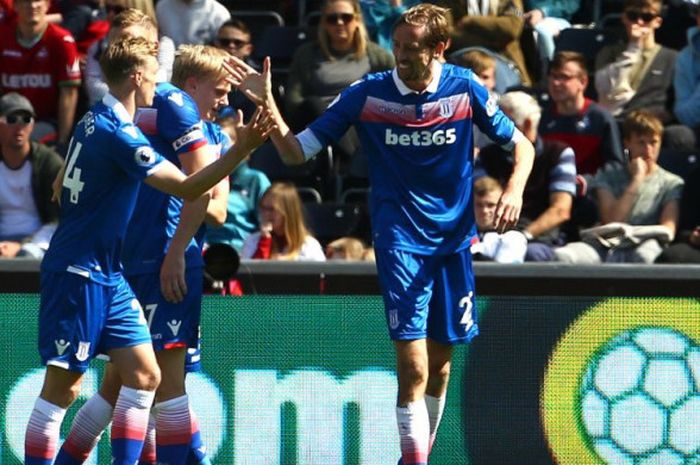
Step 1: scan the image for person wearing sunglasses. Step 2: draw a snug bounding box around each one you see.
[0,92,63,259]
[285,0,393,168]
[594,0,677,131]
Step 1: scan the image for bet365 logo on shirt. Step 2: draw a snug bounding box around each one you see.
[385,128,457,147]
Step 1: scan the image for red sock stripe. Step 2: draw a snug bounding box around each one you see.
[111,424,147,441]
[402,451,428,465]
[62,438,90,461]
[25,444,55,460]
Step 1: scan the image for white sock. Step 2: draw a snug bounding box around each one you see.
[424,394,446,452]
[25,397,67,463]
[60,393,113,461]
[396,400,430,465]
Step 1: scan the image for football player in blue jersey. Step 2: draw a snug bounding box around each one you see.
[52,44,244,465]
[227,4,535,464]
[25,36,274,465]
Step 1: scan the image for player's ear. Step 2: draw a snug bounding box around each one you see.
[433,40,447,60]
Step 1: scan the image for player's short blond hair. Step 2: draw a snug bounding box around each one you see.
[171,44,230,88]
[110,7,156,34]
[499,91,542,130]
[100,36,158,86]
[393,3,453,49]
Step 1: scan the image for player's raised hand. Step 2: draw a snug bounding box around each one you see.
[234,107,277,153]
[160,248,187,303]
[494,188,523,233]
[223,56,272,106]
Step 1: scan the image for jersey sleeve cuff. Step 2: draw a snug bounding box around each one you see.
[501,127,525,151]
[297,128,323,162]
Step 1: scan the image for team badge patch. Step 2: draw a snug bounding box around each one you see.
[135,146,156,166]
[439,98,454,118]
[485,94,498,117]
[75,341,91,361]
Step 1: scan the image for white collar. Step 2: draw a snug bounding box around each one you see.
[103,93,133,123]
[392,60,443,96]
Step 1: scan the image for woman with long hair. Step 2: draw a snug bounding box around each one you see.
[241,182,326,261]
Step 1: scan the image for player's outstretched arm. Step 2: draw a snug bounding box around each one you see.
[225,56,306,165]
[145,107,275,200]
[495,137,535,232]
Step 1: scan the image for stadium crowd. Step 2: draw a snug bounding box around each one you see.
[2,0,700,265]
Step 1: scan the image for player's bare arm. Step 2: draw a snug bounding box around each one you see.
[495,137,535,232]
[224,55,306,165]
[145,107,275,199]
[160,147,216,303]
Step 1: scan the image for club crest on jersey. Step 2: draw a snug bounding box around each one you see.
[168,92,184,107]
[438,98,454,118]
[135,146,156,166]
[75,341,91,361]
[388,309,399,330]
[54,339,70,356]
[485,94,498,117]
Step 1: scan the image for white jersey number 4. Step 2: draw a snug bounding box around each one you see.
[459,292,474,330]
[63,140,85,204]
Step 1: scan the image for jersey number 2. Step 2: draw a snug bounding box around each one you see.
[63,140,85,204]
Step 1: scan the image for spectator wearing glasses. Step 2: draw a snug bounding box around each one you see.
[540,51,624,178]
[285,0,393,166]
[0,0,81,150]
[155,0,230,47]
[594,0,677,130]
[214,18,258,121]
[0,93,63,258]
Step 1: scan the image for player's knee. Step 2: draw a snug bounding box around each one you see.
[398,360,429,387]
[131,365,161,392]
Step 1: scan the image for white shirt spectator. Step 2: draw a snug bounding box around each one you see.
[156,0,230,47]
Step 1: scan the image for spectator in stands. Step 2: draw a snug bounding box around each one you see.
[59,0,110,61]
[285,0,394,166]
[205,155,271,253]
[594,0,677,125]
[84,7,174,105]
[451,49,498,152]
[470,176,528,263]
[440,0,533,86]
[360,0,420,52]
[523,0,578,61]
[540,51,625,177]
[215,18,257,121]
[325,236,366,260]
[453,49,497,92]
[155,0,230,47]
[478,91,577,261]
[0,93,62,258]
[555,110,683,263]
[241,182,326,261]
[0,0,81,149]
[673,2,700,148]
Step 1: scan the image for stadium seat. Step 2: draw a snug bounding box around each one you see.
[657,149,700,181]
[252,25,313,71]
[248,142,334,198]
[554,27,618,70]
[230,10,285,42]
[304,202,364,246]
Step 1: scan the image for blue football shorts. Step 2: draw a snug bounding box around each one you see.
[126,267,203,355]
[39,271,152,373]
[375,247,479,344]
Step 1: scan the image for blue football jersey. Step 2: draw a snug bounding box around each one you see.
[122,84,231,275]
[300,62,521,255]
[122,83,209,275]
[41,94,165,285]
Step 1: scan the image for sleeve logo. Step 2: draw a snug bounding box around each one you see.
[135,146,156,166]
[485,94,498,117]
